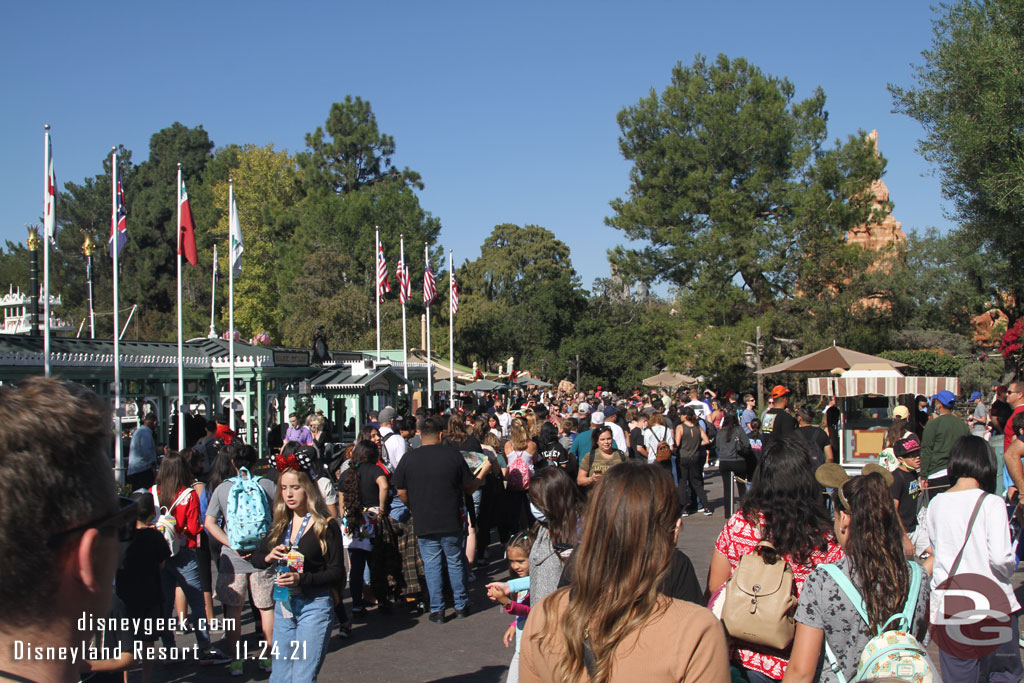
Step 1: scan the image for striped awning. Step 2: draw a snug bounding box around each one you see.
[807,376,960,398]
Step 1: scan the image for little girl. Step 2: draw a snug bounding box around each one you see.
[486,532,534,683]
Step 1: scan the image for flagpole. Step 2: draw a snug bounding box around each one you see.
[176,164,186,451]
[228,181,236,432]
[209,243,218,339]
[42,126,51,377]
[425,242,433,410]
[112,148,123,483]
[448,249,455,412]
[400,235,408,385]
[375,226,381,362]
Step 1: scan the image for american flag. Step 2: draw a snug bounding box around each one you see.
[110,179,127,256]
[377,243,391,302]
[450,268,459,315]
[395,259,411,304]
[424,265,437,305]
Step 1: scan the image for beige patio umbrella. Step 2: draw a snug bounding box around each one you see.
[642,370,698,388]
[756,344,908,375]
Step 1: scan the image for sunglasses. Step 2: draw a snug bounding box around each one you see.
[48,497,138,548]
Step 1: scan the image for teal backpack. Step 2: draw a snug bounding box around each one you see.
[225,467,271,551]
[821,561,935,683]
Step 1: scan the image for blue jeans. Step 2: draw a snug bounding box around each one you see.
[417,533,468,613]
[270,589,333,682]
[160,548,211,650]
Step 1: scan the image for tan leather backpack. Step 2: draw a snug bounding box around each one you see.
[720,540,798,650]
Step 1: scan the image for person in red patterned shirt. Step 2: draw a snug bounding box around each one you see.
[706,436,843,682]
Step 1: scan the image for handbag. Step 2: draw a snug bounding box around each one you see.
[720,540,798,650]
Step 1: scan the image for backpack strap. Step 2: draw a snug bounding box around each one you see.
[822,641,849,683]
[821,561,922,634]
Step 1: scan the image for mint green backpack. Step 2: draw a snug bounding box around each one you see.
[821,561,935,683]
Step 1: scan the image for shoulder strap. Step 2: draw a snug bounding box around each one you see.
[950,492,988,577]
[822,641,849,683]
[820,564,869,627]
[583,638,597,678]
[821,561,922,635]
[167,487,194,514]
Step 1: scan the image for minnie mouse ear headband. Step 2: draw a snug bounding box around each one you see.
[275,446,315,474]
[815,462,894,511]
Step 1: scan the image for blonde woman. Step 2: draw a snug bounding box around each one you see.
[505,421,538,530]
[252,464,342,681]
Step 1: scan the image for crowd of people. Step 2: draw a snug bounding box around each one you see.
[1,377,1023,682]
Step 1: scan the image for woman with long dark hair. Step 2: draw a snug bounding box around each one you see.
[520,461,729,682]
[925,435,1021,681]
[707,437,843,682]
[151,452,226,663]
[340,440,390,616]
[783,470,930,682]
[576,425,626,489]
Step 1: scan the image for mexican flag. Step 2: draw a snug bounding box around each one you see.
[178,177,198,266]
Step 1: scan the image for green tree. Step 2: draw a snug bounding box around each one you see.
[890,0,1024,313]
[892,228,996,333]
[298,96,422,194]
[208,144,302,342]
[607,54,886,308]
[124,123,214,339]
[456,224,586,371]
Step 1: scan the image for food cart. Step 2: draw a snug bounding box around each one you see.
[805,364,960,474]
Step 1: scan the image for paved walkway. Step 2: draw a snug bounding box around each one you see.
[129,469,1024,682]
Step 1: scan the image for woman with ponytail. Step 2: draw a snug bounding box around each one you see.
[519,461,729,682]
[782,467,930,682]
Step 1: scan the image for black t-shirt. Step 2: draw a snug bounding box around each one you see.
[629,427,645,459]
[796,425,831,466]
[890,467,922,532]
[81,595,134,683]
[116,527,171,614]
[344,464,386,510]
[558,549,703,606]
[992,400,1013,433]
[392,443,474,537]
[760,409,797,450]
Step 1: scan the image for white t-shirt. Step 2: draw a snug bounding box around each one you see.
[685,400,709,421]
[379,427,407,469]
[643,425,674,464]
[316,476,338,506]
[926,489,1020,622]
[496,411,512,437]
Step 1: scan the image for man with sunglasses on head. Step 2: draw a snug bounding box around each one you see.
[0,377,138,683]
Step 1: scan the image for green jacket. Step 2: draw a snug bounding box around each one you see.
[921,412,970,478]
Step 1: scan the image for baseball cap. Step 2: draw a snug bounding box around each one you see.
[996,385,1008,394]
[770,385,790,399]
[892,405,911,420]
[378,406,397,424]
[970,391,982,401]
[932,390,956,407]
[590,411,605,426]
[603,405,618,417]
[893,436,922,459]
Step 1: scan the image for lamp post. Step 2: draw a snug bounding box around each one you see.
[26,227,40,335]
[82,235,96,338]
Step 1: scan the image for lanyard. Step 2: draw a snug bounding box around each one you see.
[283,514,311,550]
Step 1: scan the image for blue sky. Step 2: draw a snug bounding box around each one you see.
[1,1,948,291]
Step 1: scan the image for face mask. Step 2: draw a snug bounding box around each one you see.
[530,502,546,523]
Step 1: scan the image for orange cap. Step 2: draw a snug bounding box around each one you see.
[770,385,790,399]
